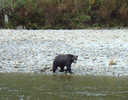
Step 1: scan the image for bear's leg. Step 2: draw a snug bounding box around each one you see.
[53,62,58,73]
[66,64,73,73]
[53,66,57,73]
[59,66,65,72]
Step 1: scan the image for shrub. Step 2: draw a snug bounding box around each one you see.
[1,0,128,29]
[119,4,128,26]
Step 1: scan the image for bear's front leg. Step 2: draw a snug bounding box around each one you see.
[65,64,73,74]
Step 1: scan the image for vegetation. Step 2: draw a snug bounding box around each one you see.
[0,0,128,29]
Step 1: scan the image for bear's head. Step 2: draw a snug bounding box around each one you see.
[72,55,78,63]
[68,54,78,63]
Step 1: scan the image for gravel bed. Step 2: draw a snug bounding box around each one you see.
[0,29,128,76]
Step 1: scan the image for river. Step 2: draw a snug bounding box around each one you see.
[0,73,128,100]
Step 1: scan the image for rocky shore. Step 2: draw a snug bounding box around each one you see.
[0,29,128,76]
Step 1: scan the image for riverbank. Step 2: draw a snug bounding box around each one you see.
[0,29,128,76]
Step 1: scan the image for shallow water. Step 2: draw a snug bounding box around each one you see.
[0,73,128,100]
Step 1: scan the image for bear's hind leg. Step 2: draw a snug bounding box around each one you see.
[59,66,65,72]
[53,66,57,73]
[53,62,58,73]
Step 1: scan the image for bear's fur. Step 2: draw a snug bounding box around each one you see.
[52,54,78,73]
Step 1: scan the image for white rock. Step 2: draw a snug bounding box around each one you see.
[0,29,128,76]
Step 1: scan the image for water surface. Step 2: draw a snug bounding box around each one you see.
[0,73,128,100]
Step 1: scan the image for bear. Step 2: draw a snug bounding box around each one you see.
[52,54,78,73]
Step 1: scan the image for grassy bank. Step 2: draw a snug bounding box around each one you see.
[1,0,128,29]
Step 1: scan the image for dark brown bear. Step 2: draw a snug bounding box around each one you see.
[52,54,78,73]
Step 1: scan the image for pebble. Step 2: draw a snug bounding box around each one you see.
[0,29,128,76]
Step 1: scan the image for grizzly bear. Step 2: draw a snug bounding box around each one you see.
[52,54,78,73]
